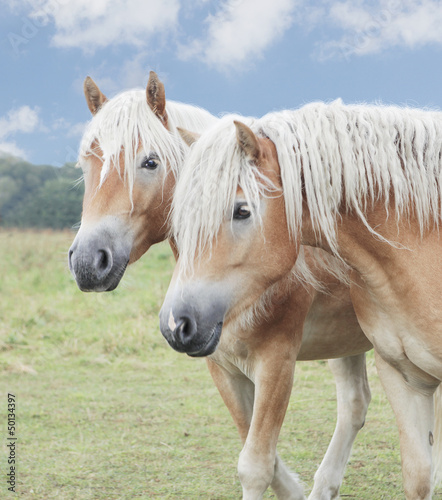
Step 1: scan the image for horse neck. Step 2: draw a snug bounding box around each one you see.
[166,101,219,185]
[168,237,180,261]
[167,101,218,135]
[163,105,217,260]
[302,199,439,291]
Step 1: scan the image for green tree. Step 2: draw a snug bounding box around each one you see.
[0,155,84,229]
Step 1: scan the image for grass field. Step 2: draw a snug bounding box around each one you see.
[1,229,441,499]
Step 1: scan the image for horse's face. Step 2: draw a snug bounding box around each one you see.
[159,122,299,356]
[69,73,175,292]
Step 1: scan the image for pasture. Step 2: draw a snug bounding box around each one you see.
[1,229,440,499]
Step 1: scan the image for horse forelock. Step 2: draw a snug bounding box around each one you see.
[259,101,442,255]
[78,89,216,198]
[172,114,278,276]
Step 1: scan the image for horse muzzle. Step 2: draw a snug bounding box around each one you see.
[159,282,228,357]
[68,218,132,292]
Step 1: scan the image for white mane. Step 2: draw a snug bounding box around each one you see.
[79,89,217,195]
[260,100,442,255]
[173,100,442,275]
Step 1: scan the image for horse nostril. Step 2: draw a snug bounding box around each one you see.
[68,249,74,269]
[96,249,112,273]
[175,317,194,347]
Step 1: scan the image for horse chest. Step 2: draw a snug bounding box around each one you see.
[209,328,257,380]
[297,287,371,360]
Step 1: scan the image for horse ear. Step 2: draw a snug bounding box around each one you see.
[146,71,168,126]
[84,77,107,115]
[234,121,261,163]
[177,127,200,147]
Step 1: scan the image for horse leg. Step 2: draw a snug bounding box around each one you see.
[313,354,370,498]
[206,357,304,500]
[433,385,442,485]
[374,350,435,500]
[206,357,254,444]
[238,350,304,500]
[308,353,371,500]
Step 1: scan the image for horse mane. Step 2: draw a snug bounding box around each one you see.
[260,100,442,255]
[173,101,442,278]
[78,89,217,196]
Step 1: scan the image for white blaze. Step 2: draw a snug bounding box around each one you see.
[168,309,177,331]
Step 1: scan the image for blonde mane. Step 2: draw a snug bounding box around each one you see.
[79,89,217,195]
[173,100,442,276]
[260,100,442,255]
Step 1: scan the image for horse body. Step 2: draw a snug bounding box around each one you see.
[161,102,442,499]
[309,189,442,500]
[70,75,373,499]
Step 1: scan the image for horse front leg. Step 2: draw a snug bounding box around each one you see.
[309,353,371,500]
[207,356,304,499]
[374,350,435,500]
[206,357,255,444]
[238,345,304,500]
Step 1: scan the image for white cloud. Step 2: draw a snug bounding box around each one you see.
[179,0,298,71]
[7,0,442,70]
[24,0,180,50]
[0,141,27,158]
[316,0,442,60]
[0,106,40,137]
[0,106,41,158]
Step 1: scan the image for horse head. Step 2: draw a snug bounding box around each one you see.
[69,72,183,292]
[159,120,298,356]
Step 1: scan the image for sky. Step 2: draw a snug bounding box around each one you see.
[1,0,442,166]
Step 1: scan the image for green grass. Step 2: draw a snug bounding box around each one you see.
[0,229,440,499]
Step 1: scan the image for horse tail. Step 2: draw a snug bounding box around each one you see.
[433,384,442,485]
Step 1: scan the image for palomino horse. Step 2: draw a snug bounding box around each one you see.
[160,104,442,499]
[69,72,217,291]
[69,74,373,499]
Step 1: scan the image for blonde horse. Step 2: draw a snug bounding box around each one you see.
[69,75,372,499]
[160,105,442,499]
[69,73,217,291]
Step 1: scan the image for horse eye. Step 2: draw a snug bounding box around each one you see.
[141,156,158,170]
[233,204,251,220]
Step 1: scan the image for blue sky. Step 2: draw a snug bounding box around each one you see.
[1,0,442,166]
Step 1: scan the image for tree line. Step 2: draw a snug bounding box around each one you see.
[0,155,84,229]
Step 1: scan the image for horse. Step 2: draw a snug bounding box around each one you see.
[68,75,373,499]
[68,72,217,291]
[159,103,442,499]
